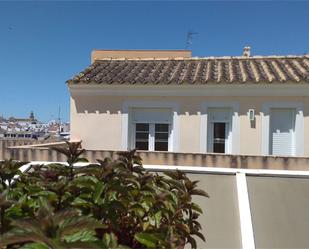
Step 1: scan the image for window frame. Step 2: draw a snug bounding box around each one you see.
[210,121,230,153]
[207,108,232,154]
[200,102,240,154]
[134,123,150,151]
[262,102,304,156]
[122,101,179,152]
[269,108,296,156]
[133,122,170,151]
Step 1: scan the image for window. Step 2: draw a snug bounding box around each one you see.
[135,123,149,150]
[262,102,304,157]
[131,108,172,152]
[213,123,227,153]
[201,102,240,154]
[270,108,295,156]
[134,123,169,151]
[207,108,231,154]
[155,124,169,151]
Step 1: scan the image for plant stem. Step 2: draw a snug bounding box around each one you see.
[0,207,5,234]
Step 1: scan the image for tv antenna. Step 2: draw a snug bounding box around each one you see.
[58,106,61,125]
[185,30,199,49]
[57,106,61,135]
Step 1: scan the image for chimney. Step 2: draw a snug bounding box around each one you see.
[91,50,192,63]
[243,46,251,57]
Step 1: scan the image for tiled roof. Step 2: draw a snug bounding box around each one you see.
[67,55,309,85]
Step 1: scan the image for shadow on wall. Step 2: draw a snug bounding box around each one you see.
[73,95,123,115]
[72,95,309,118]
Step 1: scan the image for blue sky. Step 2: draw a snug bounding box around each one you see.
[0,1,308,122]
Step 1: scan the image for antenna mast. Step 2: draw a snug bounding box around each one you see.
[185,30,199,50]
[58,106,61,125]
[57,106,61,136]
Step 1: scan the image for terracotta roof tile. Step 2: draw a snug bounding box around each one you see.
[67,55,309,85]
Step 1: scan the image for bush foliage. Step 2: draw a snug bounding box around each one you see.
[0,142,208,249]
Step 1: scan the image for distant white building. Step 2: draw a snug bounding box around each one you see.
[0,112,70,141]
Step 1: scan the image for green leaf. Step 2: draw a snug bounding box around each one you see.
[161,178,186,192]
[5,205,23,218]
[102,233,111,247]
[134,232,162,248]
[64,230,98,243]
[102,233,118,248]
[191,203,203,214]
[64,241,107,249]
[20,243,49,249]
[168,191,179,206]
[176,223,190,235]
[59,216,106,237]
[93,182,105,204]
[71,197,91,208]
[188,236,197,249]
[190,189,209,197]
[32,191,58,200]
[142,221,150,231]
[154,211,162,228]
[117,245,132,249]
[128,179,141,189]
[72,176,98,190]
[193,231,206,241]
[164,170,187,181]
[0,228,49,247]
[129,203,145,218]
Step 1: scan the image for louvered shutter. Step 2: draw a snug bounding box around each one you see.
[270,109,295,156]
[132,108,172,123]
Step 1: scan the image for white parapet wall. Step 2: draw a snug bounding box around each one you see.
[20,161,309,249]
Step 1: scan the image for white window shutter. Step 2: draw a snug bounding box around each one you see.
[270,109,295,156]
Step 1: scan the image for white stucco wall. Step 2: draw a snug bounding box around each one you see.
[69,85,309,156]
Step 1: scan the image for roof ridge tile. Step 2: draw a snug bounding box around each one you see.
[93,54,309,62]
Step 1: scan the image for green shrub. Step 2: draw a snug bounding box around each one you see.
[0,142,208,249]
